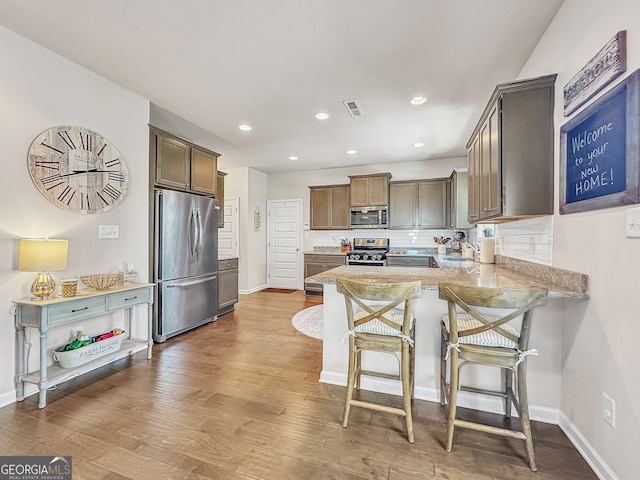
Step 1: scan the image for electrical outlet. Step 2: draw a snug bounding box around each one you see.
[602,392,616,428]
[626,207,640,237]
[99,224,119,239]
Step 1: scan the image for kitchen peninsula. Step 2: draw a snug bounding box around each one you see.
[306,258,588,420]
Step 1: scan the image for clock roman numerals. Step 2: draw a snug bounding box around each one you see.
[79,132,93,151]
[108,172,125,182]
[40,174,64,190]
[57,131,76,150]
[35,160,60,169]
[57,186,76,205]
[80,193,90,211]
[105,158,120,167]
[40,140,65,155]
[97,144,107,157]
[96,191,110,206]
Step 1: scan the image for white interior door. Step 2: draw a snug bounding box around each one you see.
[267,199,302,289]
[218,197,239,258]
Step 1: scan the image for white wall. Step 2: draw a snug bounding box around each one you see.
[223,167,268,293]
[0,27,150,405]
[514,2,639,478]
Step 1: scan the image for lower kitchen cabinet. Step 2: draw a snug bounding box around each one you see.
[218,258,238,315]
[386,256,436,268]
[304,253,345,296]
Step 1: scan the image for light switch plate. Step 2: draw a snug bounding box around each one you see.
[626,207,640,237]
[99,224,120,239]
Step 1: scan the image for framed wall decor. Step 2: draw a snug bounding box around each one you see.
[560,69,640,214]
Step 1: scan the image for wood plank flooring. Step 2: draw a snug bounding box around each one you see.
[0,290,597,479]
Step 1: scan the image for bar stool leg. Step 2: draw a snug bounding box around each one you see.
[517,362,537,471]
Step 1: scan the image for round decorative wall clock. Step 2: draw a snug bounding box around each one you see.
[27,126,130,214]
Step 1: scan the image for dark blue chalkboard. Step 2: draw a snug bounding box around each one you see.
[560,69,640,214]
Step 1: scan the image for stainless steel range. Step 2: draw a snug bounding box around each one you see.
[346,238,389,266]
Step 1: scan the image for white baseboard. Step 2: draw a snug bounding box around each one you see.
[559,412,619,480]
[320,369,558,424]
[239,284,267,295]
[0,384,38,409]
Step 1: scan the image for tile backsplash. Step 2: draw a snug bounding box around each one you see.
[309,215,554,266]
[311,228,467,249]
[494,216,553,266]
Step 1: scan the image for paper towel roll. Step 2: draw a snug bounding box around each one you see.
[480,238,495,264]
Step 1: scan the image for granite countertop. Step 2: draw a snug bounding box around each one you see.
[306,255,589,299]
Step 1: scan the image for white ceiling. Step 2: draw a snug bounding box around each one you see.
[0,0,564,174]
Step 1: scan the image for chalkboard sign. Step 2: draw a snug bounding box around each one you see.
[560,69,640,214]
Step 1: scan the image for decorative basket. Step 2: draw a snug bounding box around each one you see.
[80,272,123,290]
[53,332,125,369]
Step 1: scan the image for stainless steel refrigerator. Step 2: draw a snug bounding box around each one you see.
[153,189,219,342]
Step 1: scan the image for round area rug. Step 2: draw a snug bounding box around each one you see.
[291,304,323,340]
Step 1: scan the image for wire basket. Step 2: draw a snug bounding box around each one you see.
[80,272,123,290]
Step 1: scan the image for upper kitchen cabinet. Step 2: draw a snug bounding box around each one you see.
[466,74,556,223]
[448,169,472,229]
[349,173,391,207]
[309,184,350,230]
[151,127,220,196]
[389,178,448,229]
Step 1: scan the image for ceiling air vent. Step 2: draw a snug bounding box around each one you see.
[343,99,363,117]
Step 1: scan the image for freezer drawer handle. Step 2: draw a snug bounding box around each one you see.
[166,276,217,288]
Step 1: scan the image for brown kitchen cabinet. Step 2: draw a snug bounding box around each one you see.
[389,178,448,229]
[448,169,472,229]
[466,74,556,223]
[386,255,436,268]
[349,173,391,207]
[304,253,345,296]
[151,127,221,197]
[309,185,350,230]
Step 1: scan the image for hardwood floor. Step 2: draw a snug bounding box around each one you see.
[0,290,597,480]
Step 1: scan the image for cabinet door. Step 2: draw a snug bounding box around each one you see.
[389,182,417,229]
[350,177,369,206]
[218,267,238,309]
[468,137,480,222]
[450,170,472,228]
[156,135,190,189]
[310,187,331,229]
[479,103,501,219]
[191,148,217,195]
[417,179,448,228]
[330,185,350,229]
[367,176,389,205]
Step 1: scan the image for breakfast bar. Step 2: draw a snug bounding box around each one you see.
[306,258,589,420]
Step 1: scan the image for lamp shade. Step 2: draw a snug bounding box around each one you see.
[19,239,68,272]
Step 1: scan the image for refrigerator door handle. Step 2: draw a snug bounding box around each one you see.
[165,275,217,288]
[187,207,196,258]
[195,207,203,261]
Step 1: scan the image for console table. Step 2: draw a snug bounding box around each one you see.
[14,284,154,408]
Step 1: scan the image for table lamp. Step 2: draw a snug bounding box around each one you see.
[18,238,68,299]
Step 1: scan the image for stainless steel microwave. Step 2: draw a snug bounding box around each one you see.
[350,206,388,229]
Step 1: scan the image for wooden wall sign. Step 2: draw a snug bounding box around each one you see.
[560,69,640,214]
[564,31,626,116]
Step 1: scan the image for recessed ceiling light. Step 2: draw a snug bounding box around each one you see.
[410,96,428,106]
[346,150,357,155]
[413,142,425,148]
[315,112,329,120]
[238,124,252,131]
[289,156,299,161]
